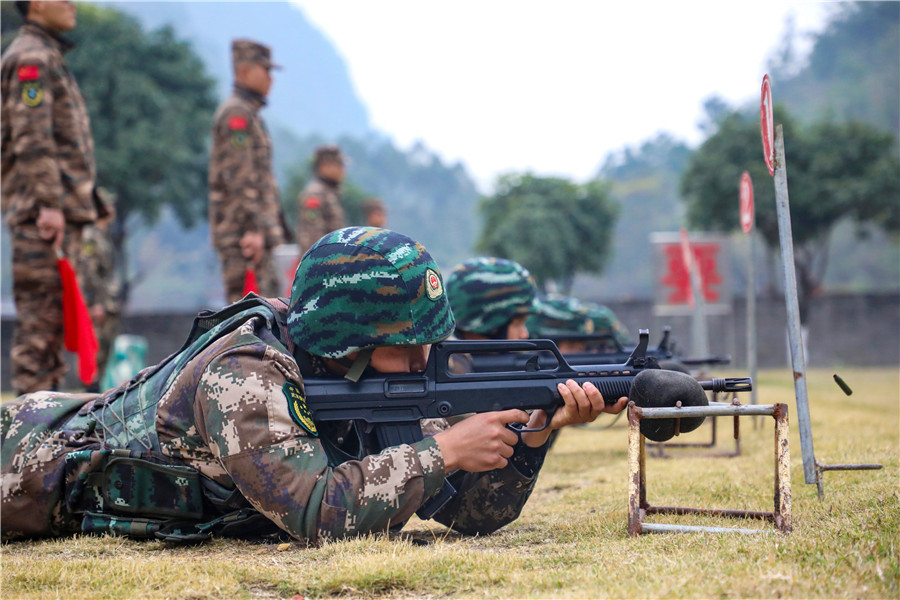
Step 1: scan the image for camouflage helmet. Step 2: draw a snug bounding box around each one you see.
[582,301,632,345]
[445,257,538,336]
[288,227,455,358]
[526,295,594,338]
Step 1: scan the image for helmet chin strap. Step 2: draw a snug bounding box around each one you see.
[343,347,374,382]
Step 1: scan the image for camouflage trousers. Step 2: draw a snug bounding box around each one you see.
[10,222,85,394]
[217,245,281,305]
[0,392,100,540]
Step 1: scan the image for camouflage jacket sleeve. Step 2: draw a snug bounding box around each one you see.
[194,340,447,544]
[1,53,66,214]
[430,425,550,535]
[209,107,269,237]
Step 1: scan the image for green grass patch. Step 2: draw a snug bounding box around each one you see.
[2,367,898,598]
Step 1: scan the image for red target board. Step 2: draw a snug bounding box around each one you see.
[760,74,775,176]
[740,171,754,234]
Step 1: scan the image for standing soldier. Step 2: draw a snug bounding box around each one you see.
[1,0,106,395]
[77,188,121,393]
[296,144,346,255]
[209,39,284,304]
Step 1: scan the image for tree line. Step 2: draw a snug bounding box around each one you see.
[2,2,897,323]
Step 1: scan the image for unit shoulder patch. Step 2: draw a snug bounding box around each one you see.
[284,382,318,437]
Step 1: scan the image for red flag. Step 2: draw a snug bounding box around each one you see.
[57,251,98,385]
[243,268,259,297]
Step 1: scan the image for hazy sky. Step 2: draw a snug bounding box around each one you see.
[293,1,834,191]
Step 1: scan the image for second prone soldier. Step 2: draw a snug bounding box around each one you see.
[209,39,284,304]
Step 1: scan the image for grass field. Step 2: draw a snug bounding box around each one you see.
[1,367,898,599]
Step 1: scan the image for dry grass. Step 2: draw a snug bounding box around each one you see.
[2,367,898,599]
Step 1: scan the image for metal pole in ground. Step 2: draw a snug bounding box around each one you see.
[772,124,817,485]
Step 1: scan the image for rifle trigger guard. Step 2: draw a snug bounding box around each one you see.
[508,406,557,438]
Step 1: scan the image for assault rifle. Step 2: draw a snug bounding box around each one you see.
[487,327,731,373]
[302,330,751,518]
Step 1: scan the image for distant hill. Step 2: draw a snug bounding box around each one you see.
[114,1,370,139]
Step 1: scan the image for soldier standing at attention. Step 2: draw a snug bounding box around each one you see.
[1,0,106,395]
[296,145,346,255]
[209,39,284,304]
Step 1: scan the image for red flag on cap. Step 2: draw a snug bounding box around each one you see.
[243,268,259,297]
[57,250,98,385]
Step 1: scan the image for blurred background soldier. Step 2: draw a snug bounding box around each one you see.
[209,38,284,304]
[77,188,121,393]
[362,197,387,228]
[1,0,106,394]
[296,144,346,255]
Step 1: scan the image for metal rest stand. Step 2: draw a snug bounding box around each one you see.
[647,391,742,458]
[628,401,792,535]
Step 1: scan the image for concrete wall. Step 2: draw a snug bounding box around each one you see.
[1,292,897,392]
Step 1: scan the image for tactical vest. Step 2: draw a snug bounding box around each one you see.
[64,295,292,542]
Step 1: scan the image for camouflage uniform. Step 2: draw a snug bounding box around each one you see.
[296,146,345,254]
[78,220,122,389]
[1,228,549,543]
[209,40,283,304]
[1,21,101,394]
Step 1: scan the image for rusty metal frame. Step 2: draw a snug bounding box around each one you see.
[628,401,791,535]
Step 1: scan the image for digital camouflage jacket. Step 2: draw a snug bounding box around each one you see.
[1,22,98,226]
[1,296,548,543]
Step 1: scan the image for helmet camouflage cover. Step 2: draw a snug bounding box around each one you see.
[288,227,455,358]
[526,295,594,338]
[445,257,538,335]
[582,301,632,345]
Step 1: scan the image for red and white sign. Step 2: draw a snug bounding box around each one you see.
[652,232,731,316]
[760,74,775,176]
[739,171,754,234]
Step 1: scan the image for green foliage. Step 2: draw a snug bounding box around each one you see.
[770,2,899,135]
[680,103,899,319]
[66,5,217,230]
[681,106,899,248]
[2,3,217,304]
[476,174,619,291]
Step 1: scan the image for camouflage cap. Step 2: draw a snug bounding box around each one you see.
[313,144,345,168]
[445,257,538,336]
[287,227,455,358]
[526,295,594,338]
[232,39,280,70]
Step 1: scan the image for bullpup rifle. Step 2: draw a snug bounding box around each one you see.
[302,330,751,518]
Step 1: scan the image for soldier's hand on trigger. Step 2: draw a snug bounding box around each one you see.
[37,207,65,250]
[240,231,265,265]
[433,409,530,472]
